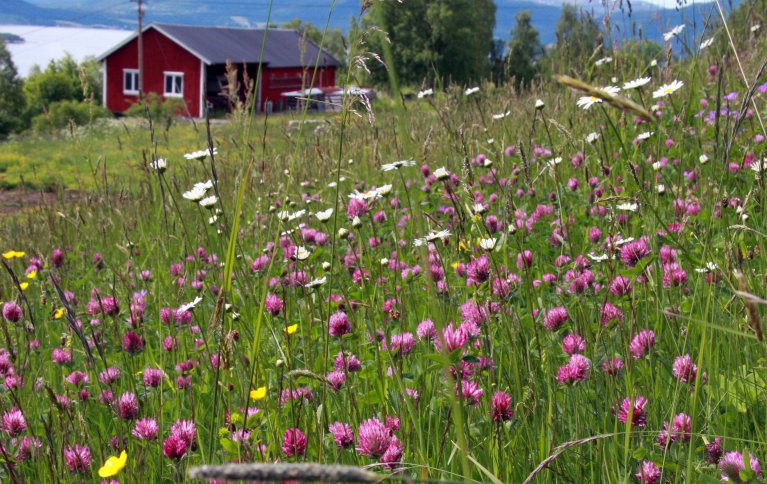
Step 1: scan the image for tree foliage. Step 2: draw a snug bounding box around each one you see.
[23,54,102,120]
[507,11,543,89]
[0,40,24,138]
[544,5,603,76]
[365,0,496,87]
[281,18,347,68]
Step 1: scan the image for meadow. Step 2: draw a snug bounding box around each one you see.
[1,20,767,484]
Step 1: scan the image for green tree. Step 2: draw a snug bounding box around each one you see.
[0,40,25,138]
[545,5,603,75]
[365,0,496,87]
[507,11,543,89]
[22,54,102,120]
[281,19,347,68]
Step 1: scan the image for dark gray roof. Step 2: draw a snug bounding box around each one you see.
[99,23,341,67]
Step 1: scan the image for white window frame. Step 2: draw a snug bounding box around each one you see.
[123,69,139,95]
[163,71,184,98]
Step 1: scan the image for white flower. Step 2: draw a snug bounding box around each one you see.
[417,88,433,99]
[414,229,451,247]
[182,186,208,201]
[695,261,718,273]
[699,154,709,164]
[288,210,306,221]
[652,161,663,171]
[636,131,654,141]
[321,261,331,270]
[479,237,497,250]
[472,203,487,214]
[315,208,334,222]
[208,215,218,225]
[482,158,493,167]
[663,24,685,42]
[338,228,350,239]
[601,85,621,96]
[586,132,600,144]
[623,77,651,90]
[178,296,203,313]
[349,189,381,201]
[381,160,416,172]
[152,158,167,172]
[376,184,393,197]
[535,99,545,109]
[184,147,217,161]
[700,37,714,50]
[652,80,684,98]
[616,202,638,212]
[577,96,602,110]
[595,56,613,66]
[199,195,219,208]
[492,111,511,120]
[380,258,389,266]
[293,246,311,261]
[351,216,362,227]
[465,87,480,96]
[613,236,635,246]
[750,158,767,179]
[306,277,327,288]
[433,167,450,181]
[656,184,666,194]
[751,24,760,33]
[588,252,610,262]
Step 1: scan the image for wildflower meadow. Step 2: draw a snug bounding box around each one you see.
[2,5,767,483]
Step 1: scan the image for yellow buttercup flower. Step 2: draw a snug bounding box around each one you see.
[26,270,37,279]
[98,450,127,478]
[285,324,298,335]
[249,386,267,401]
[2,251,25,260]
[54,308,65,319]
[19,283,28,291]
[451,262,461,269]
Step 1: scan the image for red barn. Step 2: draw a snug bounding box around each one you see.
[98,23,340,117]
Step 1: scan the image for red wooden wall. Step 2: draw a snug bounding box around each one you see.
[104,29,202,116]
[260,66,336,112]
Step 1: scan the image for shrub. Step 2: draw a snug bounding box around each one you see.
[31,99,111,132]
[124,92,187,128]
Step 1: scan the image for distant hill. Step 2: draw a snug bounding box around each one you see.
[1,0,743,47]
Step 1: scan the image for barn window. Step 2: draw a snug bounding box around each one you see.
[164,72,184,97]
[123,69,139,95]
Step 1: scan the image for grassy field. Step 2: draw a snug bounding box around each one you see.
[0,21,767,484]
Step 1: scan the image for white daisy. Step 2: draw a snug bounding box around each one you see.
[381,160,416,172]
[417,88,433,99]
[650,59,658,67]
[433,167,450,181]
[349,189,381,201]
[595,56,613,66]
[750,158,767,179]
[622,77,651,90]
[616,202,638,212]
[380,258,389,266]
[315,208,334,222]
[472,203,487,214]
[293,246,311,261]
[492,111,511,120]
[751,24,760,33]
[199,195,219,208]
[208,215,218,225]
[479,237,498,250]
[694,262,718,273]
[182,186,208,202]
[152,158,167,172]
[588,252,610,262]
[184,147,218,161]
[577,96,602,110]
[699,154,709,164]
[656,184,666,194]
[178,296,203,313]
[465,87,480,96]
[700,37,714,50]
[586,132,600,144]
[322,261,331,270]
[535,99,545,109]
[351,216,362,227]
[636,131,654,141]
[663,24,685,42]
[376,184,393,197]
[652,80,684,98]
[306,277,327,288]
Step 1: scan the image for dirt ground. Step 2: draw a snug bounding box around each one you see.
[0,190,83,215]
